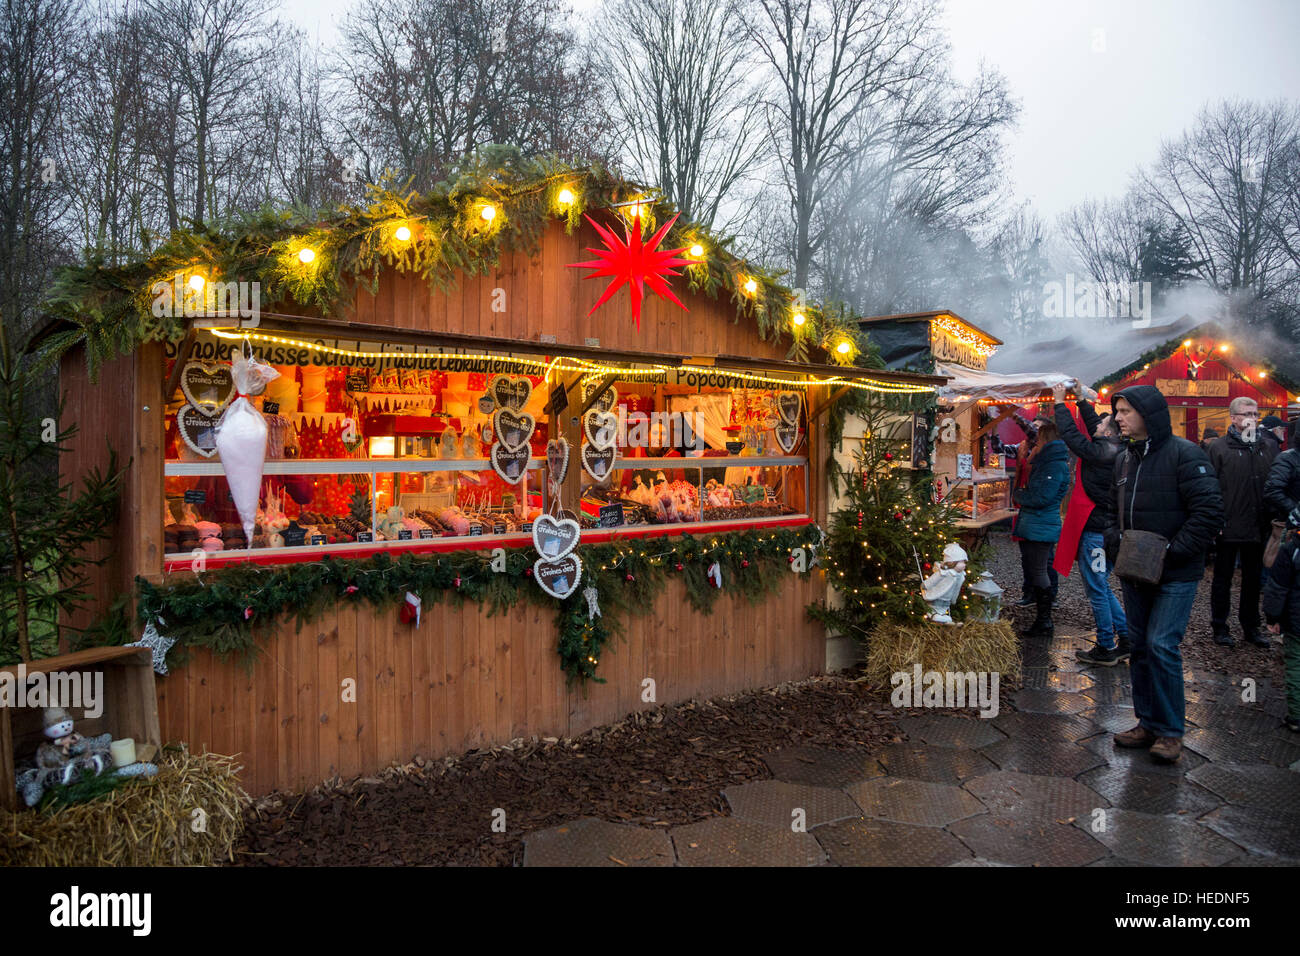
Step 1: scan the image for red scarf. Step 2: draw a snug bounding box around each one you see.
[1054,405,1094,577]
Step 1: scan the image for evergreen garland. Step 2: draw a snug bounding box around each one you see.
[131,525,819,685]
[43,147,865,380]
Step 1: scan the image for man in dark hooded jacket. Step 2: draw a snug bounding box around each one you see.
[1265,418,1300,519]
[1103,385,1224,763]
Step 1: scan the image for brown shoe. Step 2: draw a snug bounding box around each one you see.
[1114,724,1157,748]
[1150,737,1183,763]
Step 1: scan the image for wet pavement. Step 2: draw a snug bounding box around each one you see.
[522,628,1300,866]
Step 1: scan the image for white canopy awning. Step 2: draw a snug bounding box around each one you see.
[935,362,1074,403]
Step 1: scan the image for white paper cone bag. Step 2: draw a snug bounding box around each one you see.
[215,347,280,545]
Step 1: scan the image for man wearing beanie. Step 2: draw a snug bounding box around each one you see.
[1103,385,1224,763]
[1261,415,1286,454]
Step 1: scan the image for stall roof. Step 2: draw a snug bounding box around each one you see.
[858,310,1004,345]
[986,315,1196,386]
[934,362,1073,404]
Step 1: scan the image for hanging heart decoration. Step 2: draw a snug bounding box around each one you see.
[493,408,535,452]
[583,410,618,449]
[546,437,570,484]
[180,361,235,413]
[177,404,220,458]
[774,422,800,454]
[584,382,618,413]
[491,374,533,412]
[533,553,583,600]
[490,443,530,484]
[532,514,581,560]
[581,443,617,482]
[776,391,803,425]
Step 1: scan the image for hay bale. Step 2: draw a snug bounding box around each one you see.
[864,620,1021,686]
[0,748,248,867]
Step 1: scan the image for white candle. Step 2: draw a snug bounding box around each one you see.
[110,738,136,768]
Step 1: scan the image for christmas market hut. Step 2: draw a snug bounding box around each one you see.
[39,158,943,798]
[1091,321,1296,441]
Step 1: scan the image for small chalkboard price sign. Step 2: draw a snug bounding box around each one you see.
[356,531,374,543]
[725,441,744,455]
[418,528,435,540]
[310,535,327,546]
[346,373,368,392]
[598,502,625,528]
[494,522,507,535]
[397,529,413,540]
[469,525,484,536]
[282,523,307,548]
[521,522,533,533]
[184,489,207,504]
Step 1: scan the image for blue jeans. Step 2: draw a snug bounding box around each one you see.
[1078,531,1127,650]
[1120,578,1200,738]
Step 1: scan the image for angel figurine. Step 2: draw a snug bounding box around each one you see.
[922,542,969,624]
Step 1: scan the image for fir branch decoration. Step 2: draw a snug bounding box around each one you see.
[127,525,819,685]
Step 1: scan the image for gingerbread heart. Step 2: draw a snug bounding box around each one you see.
[532,514,581,560]
[546,438,570,484]
[774,422,800,454]
[777,391,803,425]
[533,553,583,600]
[584,382,618,413]
[180,362,235,413]
[491,375,533,412]
[490,442,530,484]
[493,408,535,452]
[581,442,617,482]
[583,410,618,450]
[177,404,220,458]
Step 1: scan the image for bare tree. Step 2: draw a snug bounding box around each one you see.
[594,0,766,231]
[0,0,79,336]
[1136,99,1300,313]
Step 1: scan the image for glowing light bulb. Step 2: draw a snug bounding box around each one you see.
[481,204,497,222]
[792,312,806,328]
[298,247,316,264]
[1219,344,1230,352]
[689,243,705,258]
[744,278,758,295]
[557,188,575,206]
[836,340,852,355]
[1183,339,1192,347]
[187,274,205,292]
[394,225,411,242]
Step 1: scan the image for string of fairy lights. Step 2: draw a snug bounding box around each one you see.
[206,328,936,395]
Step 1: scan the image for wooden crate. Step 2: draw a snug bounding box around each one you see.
[1,646,161,811]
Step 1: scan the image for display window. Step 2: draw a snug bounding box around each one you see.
[162,335,814,567]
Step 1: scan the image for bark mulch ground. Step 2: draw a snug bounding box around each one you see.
[234,674,916,866]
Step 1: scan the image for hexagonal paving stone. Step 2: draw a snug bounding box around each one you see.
[1185,702,1287,733]
[723,780,861,829]
[670,817,825,867]
[1011,689,1094,715]
[1185,685,1286,716]
[815,817,974,866]
[1086,855,1167,867]
[948,857,1014,866]
[1020,667,1095,693]
[949,814,1108,866]
[897,714,1007,749]
[846,777,988,828]
[523,817,675,867]
[1183,727,1300,767]
[1185,763,1300,811]
[1075,808,1243,866]
[1081,732,1208,776]
[1082,705,1140,734]
[990,711,1097,743]
[1077,766,1223,816]
[761,746,885,788]
[1081,683,1136,705]
[1199,805,1300,859]
[872,743,999,785]
[981,737,1107,777]
[963,769,1108,820]
[1048,634,1093,652]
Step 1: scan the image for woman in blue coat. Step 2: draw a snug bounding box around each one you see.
[1012,421,1071,638]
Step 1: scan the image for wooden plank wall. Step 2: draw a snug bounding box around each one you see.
[155,572,824,796]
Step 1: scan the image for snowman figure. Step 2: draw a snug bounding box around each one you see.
[922,542,969,624]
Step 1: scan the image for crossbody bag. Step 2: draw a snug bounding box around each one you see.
[1114,454,1169,585]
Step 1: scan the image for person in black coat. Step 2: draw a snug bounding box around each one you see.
[1103,384,1224,764]
[1265,419,1300,519]
[1053,383,1127,665]
[1262,504,1300,732]
[1206,397,1278,647]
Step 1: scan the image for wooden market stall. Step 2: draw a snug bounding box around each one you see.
[1093,323,1295,440]
[49,172,943,796]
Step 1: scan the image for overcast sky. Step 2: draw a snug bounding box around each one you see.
[279,0,1300,225]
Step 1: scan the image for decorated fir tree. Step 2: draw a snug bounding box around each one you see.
[811,397,983,646]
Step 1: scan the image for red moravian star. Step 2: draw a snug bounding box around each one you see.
[567,212,692,330]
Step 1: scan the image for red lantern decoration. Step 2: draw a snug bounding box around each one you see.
[567,213,691,330]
